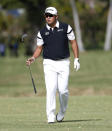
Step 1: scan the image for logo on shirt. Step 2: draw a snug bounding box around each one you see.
[57,29,63,32]
[45,32,49,35]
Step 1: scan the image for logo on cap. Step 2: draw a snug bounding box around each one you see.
[45,7,57,15]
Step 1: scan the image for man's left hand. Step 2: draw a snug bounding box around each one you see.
[74,58,80,71]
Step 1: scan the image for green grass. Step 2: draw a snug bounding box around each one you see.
[0,51,112,96]
[0,51,112,130]
[0,96,112,131]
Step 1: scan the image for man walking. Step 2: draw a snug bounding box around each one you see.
[26,7,80,123]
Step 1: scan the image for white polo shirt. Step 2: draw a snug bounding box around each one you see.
[36,21,75,46]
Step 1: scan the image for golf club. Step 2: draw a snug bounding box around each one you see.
[21,34,37,94]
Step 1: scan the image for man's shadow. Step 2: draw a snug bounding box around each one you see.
[62,119,102,123]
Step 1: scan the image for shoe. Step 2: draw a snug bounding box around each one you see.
[48,116,55,124]
[56,112,64,122]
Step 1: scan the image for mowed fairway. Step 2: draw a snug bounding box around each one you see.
[0,96,112,131]
[0,51,112,131]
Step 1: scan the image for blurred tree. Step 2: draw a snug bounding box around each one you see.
[0,0,47,28]
[0,0,48,55]
[77,0,108,49]
[0,11,8,31]
[104,0,112,51]
[70,0,85,52]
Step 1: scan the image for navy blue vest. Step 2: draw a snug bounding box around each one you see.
[40,22,70,60]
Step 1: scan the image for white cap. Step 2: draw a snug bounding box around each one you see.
[45,7,57,15]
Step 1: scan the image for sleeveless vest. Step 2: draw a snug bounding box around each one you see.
[40,22,70,60]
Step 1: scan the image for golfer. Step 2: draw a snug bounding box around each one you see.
[26,7,80,123]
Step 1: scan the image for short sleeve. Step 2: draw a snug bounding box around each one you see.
[67,25,75,40]
[36,32,44,46]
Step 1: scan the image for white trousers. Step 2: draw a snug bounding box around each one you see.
[43,58,70,121]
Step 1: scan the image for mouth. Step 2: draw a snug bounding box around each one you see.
[47,19,52,23]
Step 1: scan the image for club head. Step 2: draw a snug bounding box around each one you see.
[21,34,28,42]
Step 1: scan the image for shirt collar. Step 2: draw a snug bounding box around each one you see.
[46,21,59,30]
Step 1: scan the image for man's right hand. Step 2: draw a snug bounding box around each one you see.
[26,56,35,66]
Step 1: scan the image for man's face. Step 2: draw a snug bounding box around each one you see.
[45,13,58,25]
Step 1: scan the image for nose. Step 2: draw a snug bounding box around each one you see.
[47,16,51,19]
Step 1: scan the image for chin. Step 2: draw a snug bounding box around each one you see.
[47,22,52,25]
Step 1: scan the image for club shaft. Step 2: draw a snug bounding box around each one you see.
[28,66,37,94]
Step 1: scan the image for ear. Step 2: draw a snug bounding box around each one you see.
[56,15,58,20]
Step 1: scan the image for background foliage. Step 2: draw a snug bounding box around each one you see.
[0,0,110,51]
